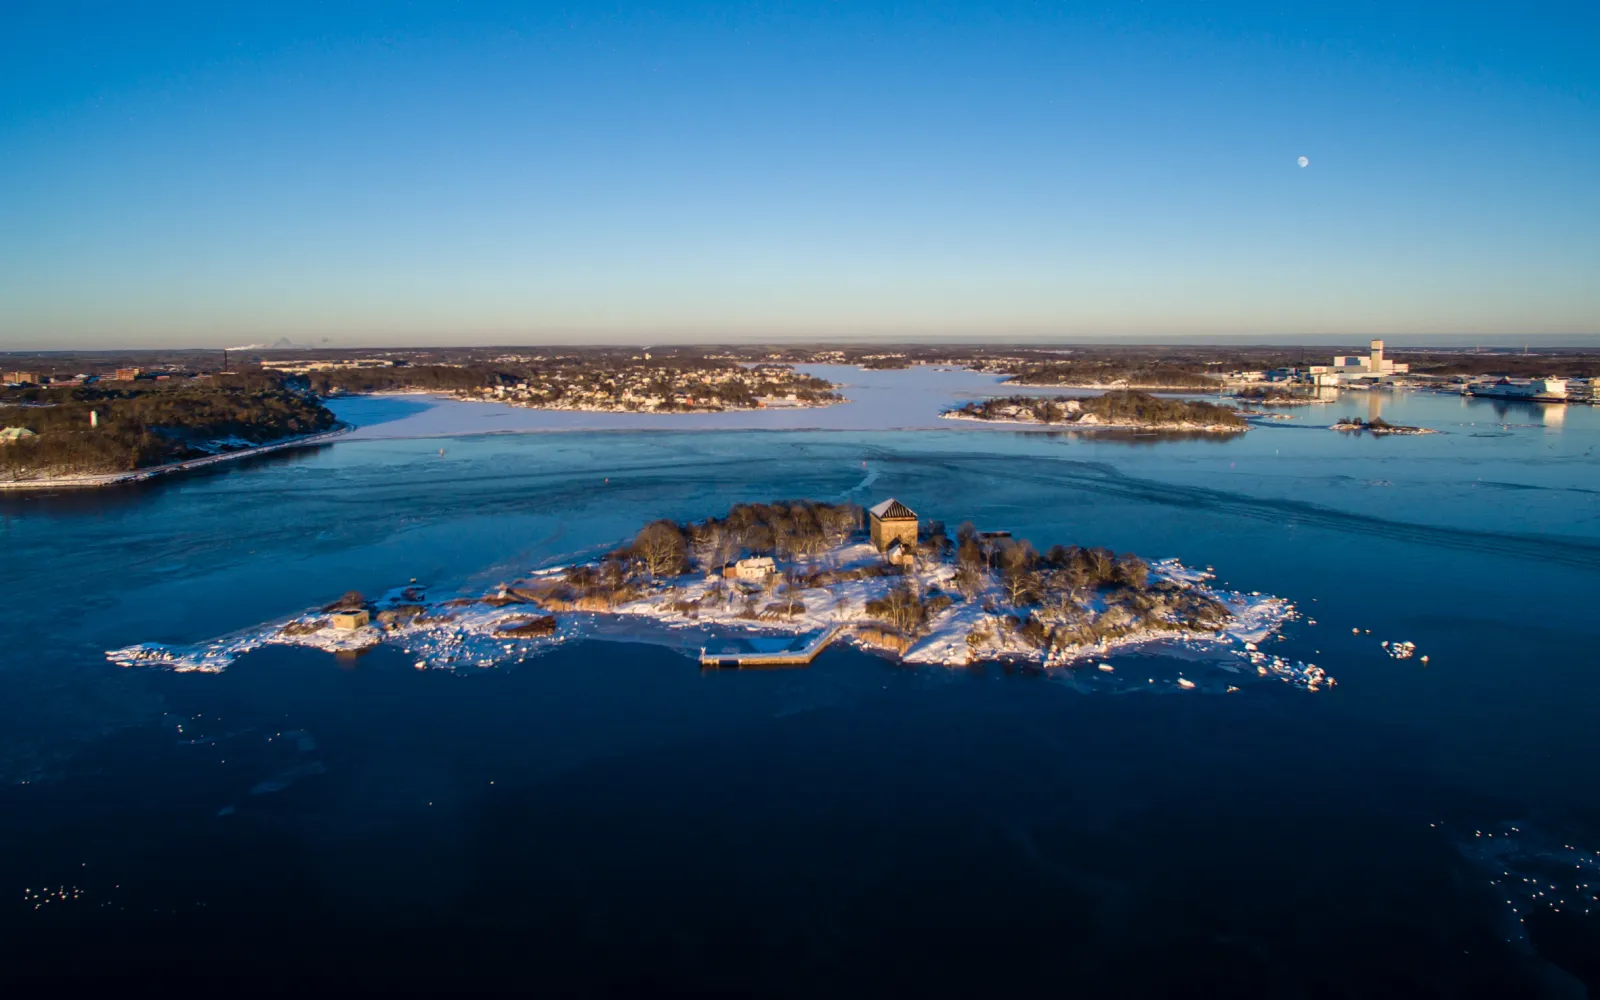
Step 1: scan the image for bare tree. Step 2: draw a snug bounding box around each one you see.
[1038,585,1083,623]
[868,584,925,634]
[999,539,1038,576]
[1002,568,1042,607]
[957,538,985,573]
[1085,546,1115,583]
[634,521,688,578]
[953,564,985,599]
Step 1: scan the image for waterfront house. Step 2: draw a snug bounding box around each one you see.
[869,498,918,552]
[734,556,776,581]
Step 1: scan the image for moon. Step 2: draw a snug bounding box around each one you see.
[1297,155,1310,168]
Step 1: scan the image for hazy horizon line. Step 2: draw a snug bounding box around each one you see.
[4,332,1600,355]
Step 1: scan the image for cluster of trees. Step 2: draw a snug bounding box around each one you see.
[1335,416,1391,429]
[948,395,1077,424]
[951,525,1151,608]
[857,356,912,369]
[1007,361,1216,388]
[864,584,952,634]
[949,527,1233,652]
[623,501,864,578]
[307,365,493,394]
[0,380,337,477]
[950,392,1245,429]
[1333,416,1426,434]
[689,501,862,568]
[1234,385,1310,404]
[697,369,841,407]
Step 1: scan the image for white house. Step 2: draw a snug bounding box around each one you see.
[733,556,776,581]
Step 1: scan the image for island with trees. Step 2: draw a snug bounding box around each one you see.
[0,374,341,487]
[109,499,1329,692]
[942,392,1247,432]
[1331,416,1435,436]
[1232,385,1317,405]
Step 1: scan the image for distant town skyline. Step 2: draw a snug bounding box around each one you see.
[2,1,1597,349]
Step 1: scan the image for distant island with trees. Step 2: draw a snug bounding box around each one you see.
[1331,416,1435,436]
[297,357,843,412]
[943,392,1247,431]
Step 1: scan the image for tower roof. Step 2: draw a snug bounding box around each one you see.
[868,498,917,520]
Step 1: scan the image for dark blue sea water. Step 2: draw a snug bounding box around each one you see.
[2,379,1597,994]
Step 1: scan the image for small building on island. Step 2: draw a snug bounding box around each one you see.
[869,498,918,553]
[883,538,916,568]
[330,609,370,630]
[733,556,776,582]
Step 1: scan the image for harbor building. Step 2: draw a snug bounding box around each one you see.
[1468,378,1570,402]
[869,498,918,552]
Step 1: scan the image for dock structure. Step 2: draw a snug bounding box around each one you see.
[699,624,844,669]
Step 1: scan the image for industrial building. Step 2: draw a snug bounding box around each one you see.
[1305,340,1410,386]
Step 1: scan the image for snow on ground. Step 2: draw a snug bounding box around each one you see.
[108,544,1331,693]
[939,412,1245,433]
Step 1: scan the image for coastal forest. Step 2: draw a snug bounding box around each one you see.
[1004,360,1218,388]
[0,378,337,478]
[950,391,1246,428]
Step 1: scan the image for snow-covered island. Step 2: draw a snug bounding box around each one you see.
[941,392,1248,433]
[457,362,843,413]
[109,499,1330,692]
[1331,416,1436,436]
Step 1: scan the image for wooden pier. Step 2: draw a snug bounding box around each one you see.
[699,624,844,669]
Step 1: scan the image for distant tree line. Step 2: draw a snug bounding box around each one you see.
[307,365,496,394]
[1007,361,1217,388]
[950,392,1245,428]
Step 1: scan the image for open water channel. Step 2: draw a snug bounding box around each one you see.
[1,368,1597,993]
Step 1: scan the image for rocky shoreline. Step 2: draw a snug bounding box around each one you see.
[108,500,1331,692]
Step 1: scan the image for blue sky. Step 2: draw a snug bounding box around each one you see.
[1,1,1596,347]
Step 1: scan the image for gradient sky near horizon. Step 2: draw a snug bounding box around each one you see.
[2,1,1597,348]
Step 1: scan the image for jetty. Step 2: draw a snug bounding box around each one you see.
[699,624,844,669]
